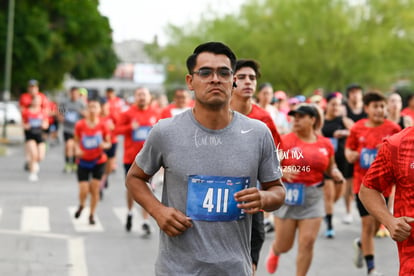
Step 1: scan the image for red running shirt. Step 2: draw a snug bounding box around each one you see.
[280,132,334,186]
[363,127,414,275]
[117,105,159,164]
[346,119,401,194]
[101,114,118,144]
[75,119,110,164]
[248,104,282,146]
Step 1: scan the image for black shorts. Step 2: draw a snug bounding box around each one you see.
[77,162,105,182]
[251,211,265,266]
[47,121,59,133]
[63,132,74,142]
[355,194,389,217]
[124,163,132,176]
[104,142,118,158]
[24,130,45,144]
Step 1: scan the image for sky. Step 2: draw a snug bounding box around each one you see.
[98,0,246,45]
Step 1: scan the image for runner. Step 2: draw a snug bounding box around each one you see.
[321,92,354,238]
[73,98,111,225]
[160,87,193,119]
[58,87,86,173]
[345,91,401,275]
[99,98,119,199]
[360,127,414,276]
[342,83,367,224]
[21,95,49,181]
[126,41,285,276]
[19,79,49,171]
[230,58,282,275]
[266,103,344,276]
[256,82,289,135]
[117,87,159,233]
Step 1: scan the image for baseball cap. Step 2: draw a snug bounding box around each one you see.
[274,90,287,100]
[288,105,317,117]
[79,88,88,96]
[28,79,38,86]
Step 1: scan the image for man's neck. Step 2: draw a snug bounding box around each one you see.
[230,97,252,116]
[192,104,233,130]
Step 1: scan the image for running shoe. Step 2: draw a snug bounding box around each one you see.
[126,214,133,232]
[368,269,384,276]
[24,162,29,171]
[64,163,72,173]
[28,173,38,182]
[89,215,95,225]
[264,221,275,233]
[376,224,390,238]
[74,206,83,219]
[71,163,78,173]
[342,213,353,224]
[353,238,364,268]
[266,249,279,274]
[142,222,151,235]
[325,229,335,239]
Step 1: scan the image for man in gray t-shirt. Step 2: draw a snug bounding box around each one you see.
[58,87,86,173]
[126,42,285,276]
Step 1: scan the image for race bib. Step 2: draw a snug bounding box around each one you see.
[329,137,338,152]
[132,126,152,142]
[284,183,305,206]
[65,111,78,123]
[359,148,378,169]
[29,118,42,128]
[186,175,250,221]
[81,134,102,150]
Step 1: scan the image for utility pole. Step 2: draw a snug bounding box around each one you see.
[2,0,15,139]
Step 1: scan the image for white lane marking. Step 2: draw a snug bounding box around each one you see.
[21,206,50,232]
[68,237,88,276]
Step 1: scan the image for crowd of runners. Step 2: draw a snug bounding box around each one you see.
[16,42,414,275]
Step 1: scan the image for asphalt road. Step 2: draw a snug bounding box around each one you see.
[0,129,399,276]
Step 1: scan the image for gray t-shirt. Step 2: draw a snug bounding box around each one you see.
[59,99,86,135]
[135,109,282,276]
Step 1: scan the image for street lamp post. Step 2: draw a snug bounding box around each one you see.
[2,0,15,139]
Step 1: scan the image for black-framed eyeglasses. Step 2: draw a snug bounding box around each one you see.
[192,67,233,82]
[235,74,256,81]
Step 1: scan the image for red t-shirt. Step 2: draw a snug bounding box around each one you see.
[248,104,282,147]
[280,132,334,186]
[75,119,109,164]
[47,101,58,124]
[362,127,414,275]
[22,108,48,133]
[107,97,124,117]
[101,114,118,144]
[401,107,414,122]
[19,92,49,111]
[346,119,401,194]
[117,105,160,164]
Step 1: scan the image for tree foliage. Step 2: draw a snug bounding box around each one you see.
[0,0,118,97]
[150,0,414,96]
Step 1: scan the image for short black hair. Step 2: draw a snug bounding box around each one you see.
[186,42,237,74]
[235,59,261,79]
[362,91,386,106]
[345,83,363,98]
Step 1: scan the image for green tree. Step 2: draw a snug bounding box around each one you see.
[0,0,118,97]
[150,0,414,96]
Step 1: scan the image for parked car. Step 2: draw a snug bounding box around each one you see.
[0,101,22,125]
